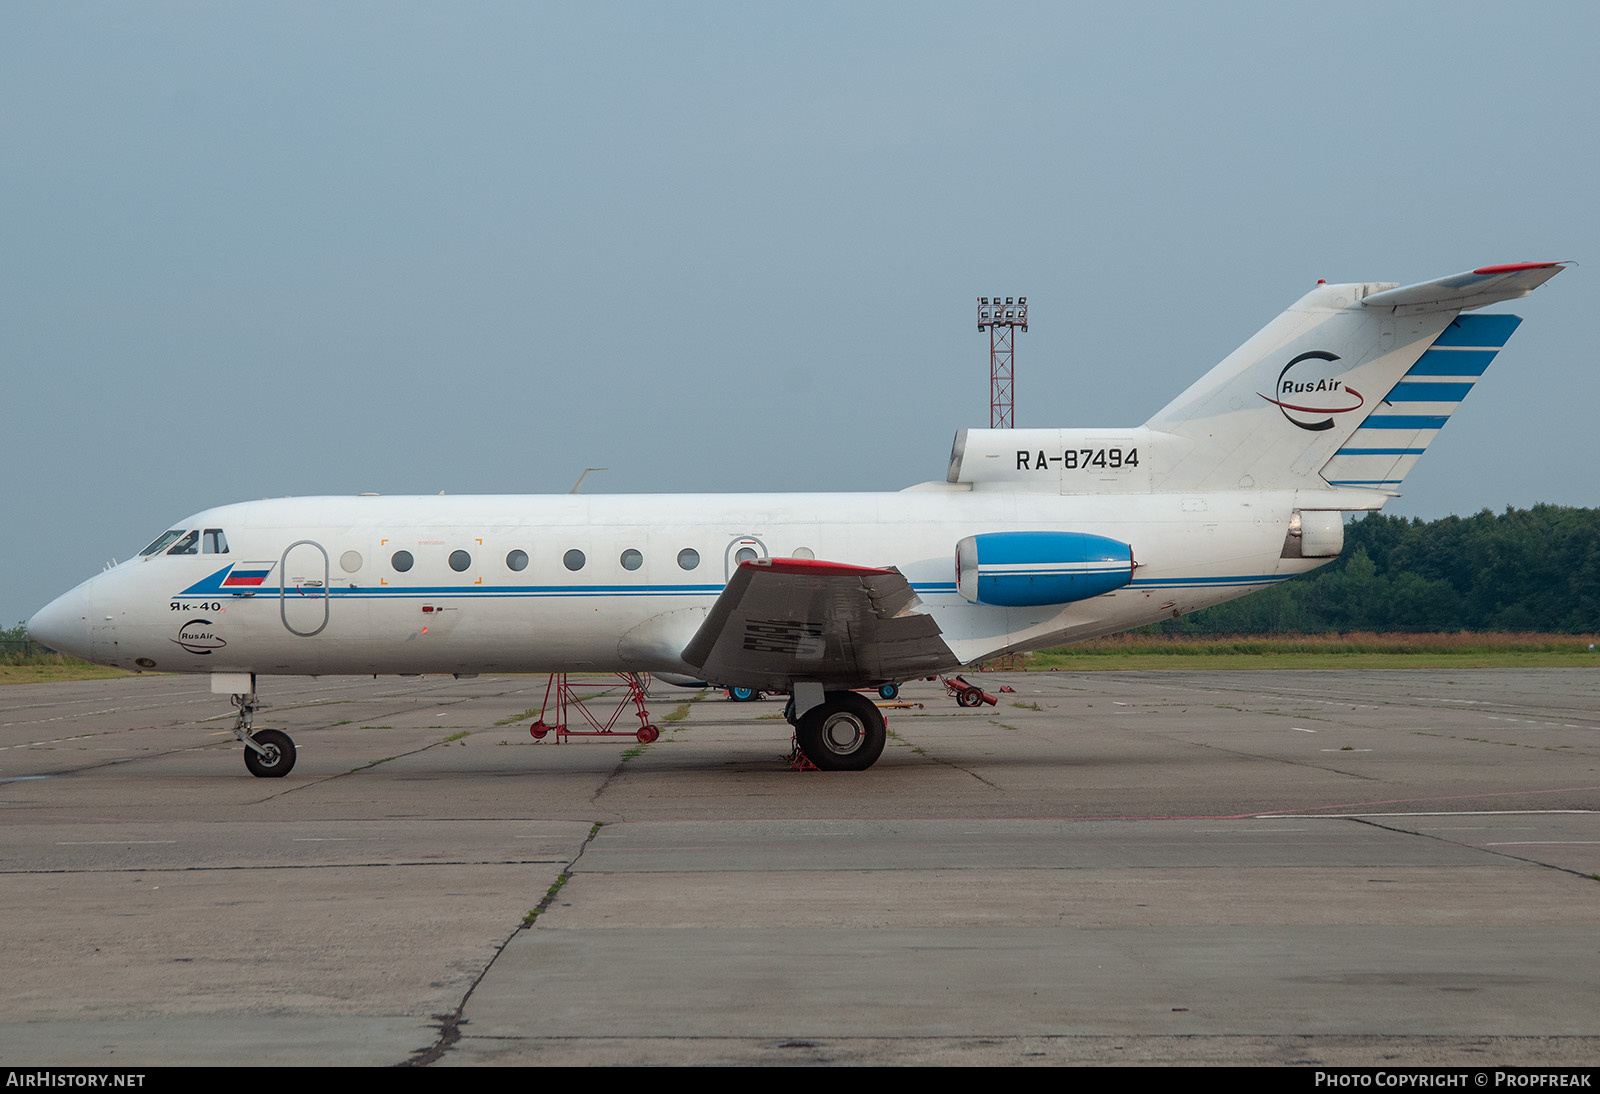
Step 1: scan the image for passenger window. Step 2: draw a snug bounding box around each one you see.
[391,550,414,573]
[506,549,529,572]
[203,529,229,555]
[735,547,758,565]
[166,530,200,555]
[449,550,472,572]
[677,548,700,570]
[140,530,187,556]
[620,548,643,571]
[563,549,586,571]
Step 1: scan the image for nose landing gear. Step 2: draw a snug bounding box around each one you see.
[231,691,297,778]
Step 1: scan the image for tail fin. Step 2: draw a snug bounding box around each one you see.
[1319,313,1520,490]
[1144,263,1565,493]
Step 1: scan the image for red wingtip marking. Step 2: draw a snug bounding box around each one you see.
[1472,262,1559,275]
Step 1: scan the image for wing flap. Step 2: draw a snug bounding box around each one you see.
[681,558,954,691]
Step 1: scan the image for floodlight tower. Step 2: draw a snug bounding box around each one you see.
[977,295,1028,428]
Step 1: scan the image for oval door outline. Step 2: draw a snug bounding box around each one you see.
[723,534,769,581]
[280,539,330,637]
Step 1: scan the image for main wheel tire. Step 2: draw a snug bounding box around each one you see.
[957,688,983,708]
[795,691,886,771]
[243,729,296,778]
[877,683,900,700]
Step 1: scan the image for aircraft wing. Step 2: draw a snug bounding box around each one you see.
[680,558,955,691]
[1361,262,1567,315]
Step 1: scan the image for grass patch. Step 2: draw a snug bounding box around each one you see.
[0,624,133,682]
[0,662,138,684]
[1028,632,1600,671]
[662,703,692,723]
[524,873,570,926]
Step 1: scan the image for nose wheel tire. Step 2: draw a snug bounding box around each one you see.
[243,729,297,778]
[794,691,886,771]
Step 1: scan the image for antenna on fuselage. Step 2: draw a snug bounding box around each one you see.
[570,467,608,494]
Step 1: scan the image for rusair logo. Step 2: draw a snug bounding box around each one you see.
[1259,350,1364,432]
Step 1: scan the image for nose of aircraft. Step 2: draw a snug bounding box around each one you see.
[28,584,94,660]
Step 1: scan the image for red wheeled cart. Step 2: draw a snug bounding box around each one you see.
[942,674,998,708]
[529,672,660,744]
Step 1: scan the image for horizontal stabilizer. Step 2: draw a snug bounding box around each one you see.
[1361,262,1568,315]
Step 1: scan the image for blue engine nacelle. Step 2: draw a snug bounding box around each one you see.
[955,531,1135,607]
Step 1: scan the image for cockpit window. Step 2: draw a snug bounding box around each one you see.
[140,530,187,556]
[203,529,229,555]
[166,530,200,555]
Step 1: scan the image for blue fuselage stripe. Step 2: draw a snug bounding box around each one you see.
[193,575,1283,600]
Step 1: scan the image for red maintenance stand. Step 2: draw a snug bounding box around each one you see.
[529,672,659,744]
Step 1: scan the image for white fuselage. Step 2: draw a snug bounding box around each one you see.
[34,487,1332,680]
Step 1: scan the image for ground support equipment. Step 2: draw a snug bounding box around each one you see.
[942,674,999,708]
[786,738,821,771]
[529,672,659,744]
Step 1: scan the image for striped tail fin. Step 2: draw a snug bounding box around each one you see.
[1144,263,1565,495]
[1320,314,1521,491]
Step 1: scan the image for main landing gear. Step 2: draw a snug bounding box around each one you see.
[789,690,886,772]
[231,692,297,778]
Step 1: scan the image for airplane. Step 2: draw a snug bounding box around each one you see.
[27,261,1567,776]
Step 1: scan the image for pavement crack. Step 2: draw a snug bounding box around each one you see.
[1343,814,1600,882]
[399,820,606,1067]
[886,730,998,787]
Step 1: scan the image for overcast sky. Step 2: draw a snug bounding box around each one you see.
[5,2,1595,625]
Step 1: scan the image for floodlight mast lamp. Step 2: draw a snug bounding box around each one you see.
[977,295,1028,429]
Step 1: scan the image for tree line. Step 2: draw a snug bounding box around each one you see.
[1162,504,1600,635]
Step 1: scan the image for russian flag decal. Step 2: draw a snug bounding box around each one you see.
[178,562,278,597]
